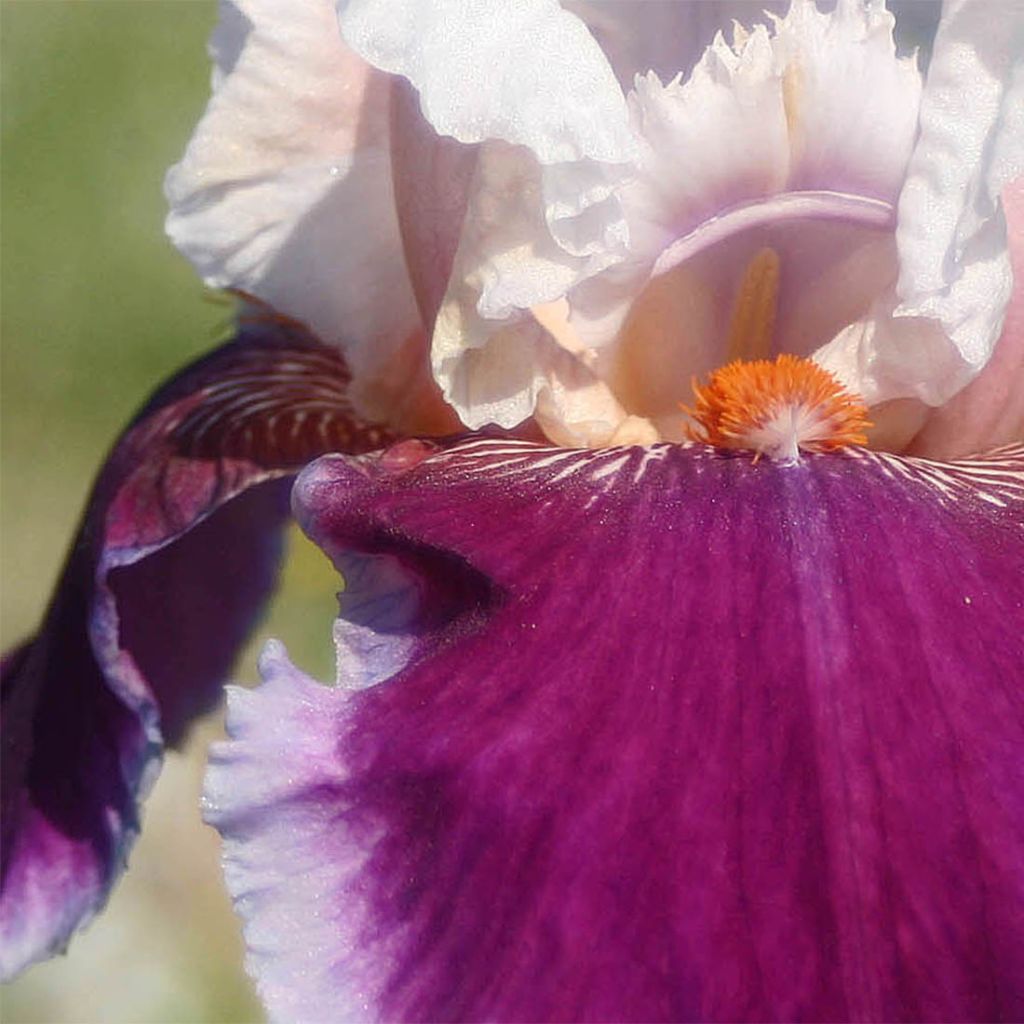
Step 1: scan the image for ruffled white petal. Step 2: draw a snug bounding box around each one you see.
[889,0,1024,401]
[165,0,422,422]
[337,0,638,280]
[168,0,1019,452]
[625,30,790,258]
[431,143,616,434]
[772,0,921,200]
[567,0,788,89]
[907,177,1024,460]
[336,0,635,165]
[427,0,937,444]
[616,0,918,268]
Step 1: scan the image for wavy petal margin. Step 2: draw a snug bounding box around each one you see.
[0,320,390,979]
[207,437,1024,1022]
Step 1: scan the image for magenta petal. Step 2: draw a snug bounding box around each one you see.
[207,439,1024,1023]
[0,321,390,979]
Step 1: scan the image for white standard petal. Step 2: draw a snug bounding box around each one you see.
[431,144,594,428]
[165,0,421,421]
[889,0,1024,401]
[567,0,789,89]
[621,0,919,265]
[570,0,919,356]
[336,0,635,165]
[772,0,921,200]
[337,0,639,271]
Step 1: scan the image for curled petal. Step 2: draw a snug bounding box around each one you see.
[573,0,937,88]
[890,0,1024,401]
[568,0,787,88]
[336,0,635,166]
[209,437,1024,1022]
[772,0,921,202]
[431,144,636,438]
[0,321,390,979]
[908,178,1024,459]
[388,79,479,334]
[625,0,918,265]
[338,0,639,264]
[429,0,929,444]
[340,0,641,424]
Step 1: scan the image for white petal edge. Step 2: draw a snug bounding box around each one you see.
[204,642,378,1024]
[165,0,421,412]
[336,0,635,165]
[891,0,1024,398]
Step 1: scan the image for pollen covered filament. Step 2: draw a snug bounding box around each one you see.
[726,247,780,363]
[685,354,871,464]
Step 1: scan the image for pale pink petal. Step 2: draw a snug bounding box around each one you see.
[438,312,648,448]
[388,79,479,333]
[604,221,899,438]
[337,0,637,307]
[570,1,938,90]
[336,0,635,165]
[431,144,623,435]
[908,179,1024,459]
[164,0,423,427]
[571,0,920,366]
[567,0,787,88]
[624,31,791,258]
[773,0,921,201]
[891,0,1024,401]
[566,27,792,353]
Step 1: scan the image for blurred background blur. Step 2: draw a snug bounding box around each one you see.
[2,3,340,1020]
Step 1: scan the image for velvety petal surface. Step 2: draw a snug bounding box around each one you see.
[208,437,1024,1023]
[0,320,390,979]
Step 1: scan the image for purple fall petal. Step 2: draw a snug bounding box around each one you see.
[0,320,391,979]
[207,437,1024,1023]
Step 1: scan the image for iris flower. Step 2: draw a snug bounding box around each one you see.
[2,0,1023,1019]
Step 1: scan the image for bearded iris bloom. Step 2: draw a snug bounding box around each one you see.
[2,0,1023,1020]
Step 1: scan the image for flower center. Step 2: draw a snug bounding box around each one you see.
[686,356,871,464]
[686,247,870,464]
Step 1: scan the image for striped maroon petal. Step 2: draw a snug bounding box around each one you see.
[0,318,391,979]
[207,437,1024,1022]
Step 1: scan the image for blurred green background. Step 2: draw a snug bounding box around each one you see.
[2,3,339,1019]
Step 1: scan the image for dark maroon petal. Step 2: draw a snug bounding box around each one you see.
[207,438,1024,1023]
[0,319,391,979]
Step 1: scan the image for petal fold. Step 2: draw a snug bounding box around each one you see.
[1,319,389,979]
[209,437,1024,1022]
[336,0,635,166]
[164,0,430,427]
[890,0,1024,400]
